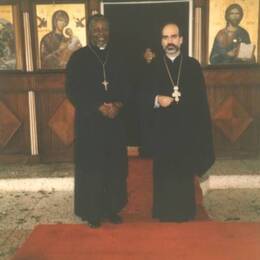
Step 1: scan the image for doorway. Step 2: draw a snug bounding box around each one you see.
[102,0,192,146]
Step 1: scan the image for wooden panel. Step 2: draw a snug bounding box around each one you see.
[34,72,65,91]
[48,99,75,146]
[0,101,22,148]
[0,72,31,92]
[0,72,32,162]
[213,96,253,143]
[0,66,260,162]
[36,90,74,162]
[204,66,260,88]
[0,92,30,158]
[204,66,260,158]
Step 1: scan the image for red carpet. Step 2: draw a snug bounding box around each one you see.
[121,158,209,221]
[13,223,260,260]
[13,159,260,259]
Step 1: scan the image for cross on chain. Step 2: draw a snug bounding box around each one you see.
[172,86,181,103]
[102,80,109,91]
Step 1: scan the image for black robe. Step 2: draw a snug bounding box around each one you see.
[139,54,215,221]
[137,60,156,157]
[65,45,129,222]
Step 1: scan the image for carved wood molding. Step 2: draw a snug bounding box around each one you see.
[194,0,207,8]
[89,0,101,14]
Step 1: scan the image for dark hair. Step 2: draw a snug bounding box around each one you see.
[225,4,243,22]
[52,10,69,30]
[87,14,109,33]
[160,22,183,37]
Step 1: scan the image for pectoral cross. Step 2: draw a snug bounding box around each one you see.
[172,86,181,103]
[102,80,109,91]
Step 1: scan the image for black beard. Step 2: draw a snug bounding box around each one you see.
[166,44,179,52]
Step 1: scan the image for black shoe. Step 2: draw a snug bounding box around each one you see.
[108,214,122,224]
[87,220,101,228]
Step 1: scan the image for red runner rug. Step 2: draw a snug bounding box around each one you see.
[14,159,260,260]
[13,222,260,260]
[122,158,208,221]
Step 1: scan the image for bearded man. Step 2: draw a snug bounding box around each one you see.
[139,22,215,222]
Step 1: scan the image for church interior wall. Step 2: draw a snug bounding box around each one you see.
[0,0,259,163]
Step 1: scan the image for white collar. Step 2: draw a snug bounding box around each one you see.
[166,53,180,62]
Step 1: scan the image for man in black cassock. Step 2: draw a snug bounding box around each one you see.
[65,15,129,228]
[138,47,157,157]
[139,23,215,222]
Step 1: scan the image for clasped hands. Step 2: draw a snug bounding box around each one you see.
[99,102,123,119]
[157,95,174,108]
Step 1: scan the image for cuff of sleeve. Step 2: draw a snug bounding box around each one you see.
[154,95,160,108]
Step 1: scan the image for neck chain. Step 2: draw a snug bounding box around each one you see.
[163,55,183,103]
[88,45,109,91]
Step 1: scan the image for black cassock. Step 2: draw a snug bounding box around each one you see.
[66,45,129,222]
[139,54,215,221]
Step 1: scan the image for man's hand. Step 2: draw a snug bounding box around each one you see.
[105,102,120,119]
[144,48,156,63]
[113,101,123,110]
[157,95,174,108]
[99,103,111,117]
[99,102,123,119]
